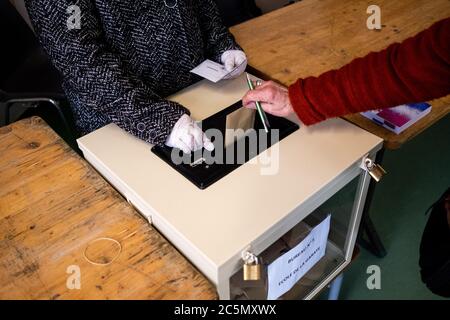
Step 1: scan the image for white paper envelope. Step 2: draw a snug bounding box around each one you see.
[225,107,256,147]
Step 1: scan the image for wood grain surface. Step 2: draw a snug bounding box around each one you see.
[0,117,218,300]
[231,0,450,149]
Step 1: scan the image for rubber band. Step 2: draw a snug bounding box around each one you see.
[83,237,122,266]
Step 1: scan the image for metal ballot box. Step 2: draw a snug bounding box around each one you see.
[77,73,383,299]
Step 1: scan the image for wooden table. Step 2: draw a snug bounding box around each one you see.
[0,117,217,299]
[231,0,450,150]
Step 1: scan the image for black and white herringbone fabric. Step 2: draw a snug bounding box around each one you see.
[25,0,240,145]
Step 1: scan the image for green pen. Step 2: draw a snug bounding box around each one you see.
[246,73,270,133]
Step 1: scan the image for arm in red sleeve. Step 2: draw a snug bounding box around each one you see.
[288,18,450,125]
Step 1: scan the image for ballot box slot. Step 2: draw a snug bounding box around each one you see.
[151,100,299,189]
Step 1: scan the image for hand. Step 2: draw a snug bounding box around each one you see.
[221,50,247,79]
[165,114,214,153]
[242,81,294,117]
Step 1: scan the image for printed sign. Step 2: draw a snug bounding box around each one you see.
[267,215,331,300]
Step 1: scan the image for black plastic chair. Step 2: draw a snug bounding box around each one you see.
[0,1,78,149]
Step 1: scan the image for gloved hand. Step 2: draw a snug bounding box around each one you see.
[165,114,214,153]
[221,50,247,79]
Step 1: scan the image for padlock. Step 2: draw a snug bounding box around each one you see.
[364,158,387,182]
[243,257,261,281]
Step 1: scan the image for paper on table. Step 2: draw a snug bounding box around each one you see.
[267,215,331,300]
[190,60,228,83]
[225,107,256,148]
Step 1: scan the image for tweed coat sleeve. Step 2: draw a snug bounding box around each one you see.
[25,0,189,145]
[196,0,242,62]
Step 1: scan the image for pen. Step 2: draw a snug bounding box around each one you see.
[246,73,270,133]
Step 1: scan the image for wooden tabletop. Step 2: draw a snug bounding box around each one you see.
[231,0,450,149]
[0,117,217,300]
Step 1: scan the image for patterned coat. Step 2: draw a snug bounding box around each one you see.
[25,0,240,145]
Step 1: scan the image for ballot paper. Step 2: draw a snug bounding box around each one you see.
[225,107,256,147]
[267,215,331,300]
[190,59,229,83]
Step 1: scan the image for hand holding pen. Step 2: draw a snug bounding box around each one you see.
[243,78,295,120]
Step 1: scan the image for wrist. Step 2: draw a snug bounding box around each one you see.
[288,79,323,125]
[166,114,190,146]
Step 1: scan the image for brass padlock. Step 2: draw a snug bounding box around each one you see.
[243,257,261,281]
[365,158,387,182]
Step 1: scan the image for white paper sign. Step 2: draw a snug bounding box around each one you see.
[190,59,228,83]
[267,215,331,300]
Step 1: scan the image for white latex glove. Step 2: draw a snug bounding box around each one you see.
[221,50,247,79]
[165,114,214,153]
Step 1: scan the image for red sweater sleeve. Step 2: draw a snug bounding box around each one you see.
[288,18,450,125]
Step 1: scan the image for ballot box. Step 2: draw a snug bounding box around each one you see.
[77,73,383,299]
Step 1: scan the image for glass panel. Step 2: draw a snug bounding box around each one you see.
[230,175,361,300]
